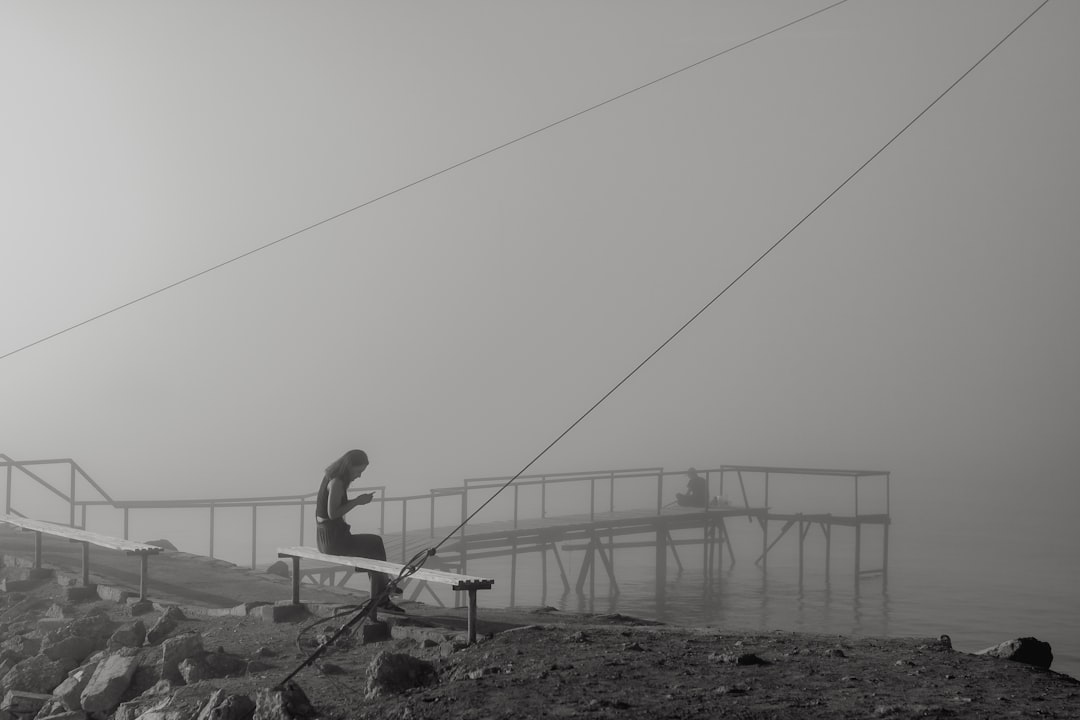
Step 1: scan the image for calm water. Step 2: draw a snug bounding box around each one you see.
[448,519,1080,680]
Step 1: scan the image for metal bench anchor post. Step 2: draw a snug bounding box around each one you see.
[139,553,149,601]
[81,541,90,586]
[467,588,478,644]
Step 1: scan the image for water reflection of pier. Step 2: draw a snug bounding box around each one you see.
[375,465,891,608]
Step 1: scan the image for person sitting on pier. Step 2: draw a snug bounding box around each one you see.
[675,467,709,507]
[315,449,403,613]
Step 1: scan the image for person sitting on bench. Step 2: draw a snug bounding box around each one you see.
[675,467,709,508]
[315,448,403,612]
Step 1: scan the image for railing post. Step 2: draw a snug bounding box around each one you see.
[854,476,859,517]
[609,472,614,513]
[459,486,468,576]
[69,462,77,527]
[589,477,595,522]
[401,500,408,562]
[656,472,663,515]
[881,472,889,518]
[429,492,435,539]
[123,508,130,540]
[513,485,519,529]
[5,464,11,513]
[251,505,257,570]
[298,501,305,546]
[541,479,546,518]
[209,504,216,559]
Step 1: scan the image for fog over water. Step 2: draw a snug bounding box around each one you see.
[3,0,1078,677]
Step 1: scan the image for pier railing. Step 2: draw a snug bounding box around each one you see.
[1,456,889,571]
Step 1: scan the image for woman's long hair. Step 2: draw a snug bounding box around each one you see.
[325,449,369,481]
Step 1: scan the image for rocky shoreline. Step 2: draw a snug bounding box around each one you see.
[2,563,1077,719]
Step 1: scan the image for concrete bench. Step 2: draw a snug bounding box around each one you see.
[0,514,162,600]
[277,545,494,643]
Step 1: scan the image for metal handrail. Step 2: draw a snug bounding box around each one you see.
[3,456,890,571]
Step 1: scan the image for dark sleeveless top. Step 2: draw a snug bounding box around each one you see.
[315,473,333,521]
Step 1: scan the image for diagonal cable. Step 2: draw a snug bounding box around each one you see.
[425,0,1051,553]
[1,0,852,362]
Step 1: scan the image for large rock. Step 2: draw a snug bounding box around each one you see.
[160,633,203,684]
[0,654,76,695]
[41,636,95,664]
[204,650,249,678]
[53,661,98,711]
[364,652,437,698]
[976,637,1054,669]
[80,650,139,713]
[1,690,50,717]
[254,681,317,720]
[107,620,147,652]
[112,681,174,720]
[146,607,185,646]
[197,689,256,720]
[64,612,116,643]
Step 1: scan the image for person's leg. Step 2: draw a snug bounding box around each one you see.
[348,534,394,602]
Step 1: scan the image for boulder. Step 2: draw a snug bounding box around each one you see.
[112,680,174,720]
[264,561,291,578]
[41,636,95,664]
[0,654,77,695]
[107,620,147,651]
[976,637,1053,669]
[196,689,256,720]
[204,650,248,678]
[254,681,317,719]
[53,662,98,711]
[364,652,437,698]
[178,656,209,685]
[79,650,139,713]
[145,607,185,646]
[160,633,203,683]
[113,696,171,720]
[64,612,116,643]
[31,695,71,718]
[1,690,51,717]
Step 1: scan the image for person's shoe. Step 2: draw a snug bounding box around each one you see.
[377,599,406,614]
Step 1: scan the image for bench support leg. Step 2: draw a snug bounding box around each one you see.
[291,556,301,605]
[467,588,478,645]
[81,542,90,586]
[139,554,148,601]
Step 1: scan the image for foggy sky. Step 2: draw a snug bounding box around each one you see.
[2,1,1078,539]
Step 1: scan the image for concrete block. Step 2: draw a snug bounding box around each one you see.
[63,586,100,603]
[1,578,40,593]
[37,618,70,634]
[360,621,391,644]
[96,585,135,604]
[254,603,309,623]
[125,598,154,616]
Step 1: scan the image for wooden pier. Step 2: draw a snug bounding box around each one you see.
[2,457,890,611]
